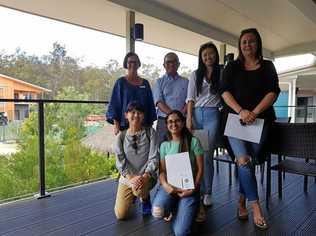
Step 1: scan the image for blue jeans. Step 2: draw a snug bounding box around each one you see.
[193,107,220,195]
[152,186,199,236]
[228,122,269,201]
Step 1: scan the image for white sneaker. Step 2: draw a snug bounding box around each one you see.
[203,194,213,206]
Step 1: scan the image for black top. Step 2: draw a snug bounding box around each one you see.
[220,59,280,121]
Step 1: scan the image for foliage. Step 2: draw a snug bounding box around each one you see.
[0,42,187,201]
[0,86,118,201]
[0,42,167,100]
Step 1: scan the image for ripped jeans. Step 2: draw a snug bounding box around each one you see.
[228,123,269,202]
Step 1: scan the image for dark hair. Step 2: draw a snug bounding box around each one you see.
[237,28,263,64]
[123,52,141,69]
[126,100,144,113]
[196,42,220,96]
[165,110,192,152]
[163,52,180,65]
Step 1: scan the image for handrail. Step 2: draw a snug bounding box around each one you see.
[0,99,314,199]
[0,98,108,104]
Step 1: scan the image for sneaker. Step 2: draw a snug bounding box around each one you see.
[142,198,152,216]
[203,194,213,206]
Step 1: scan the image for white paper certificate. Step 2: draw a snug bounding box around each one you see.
[193,129,209,151]
[224,113,264,144]
[165,152,195,190]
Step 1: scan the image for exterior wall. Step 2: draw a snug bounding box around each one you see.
[274,91,289,118]
[0,75,46,121]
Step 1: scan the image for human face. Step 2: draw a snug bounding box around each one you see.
[240,33,258,58]
[201,47,217,68]
[164,54,179,76]
[125,109,144,127]
[166,113,184,136]
[127,55,140,73]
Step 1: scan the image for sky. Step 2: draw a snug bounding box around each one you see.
[0,6,315,74]
[0,6,197,74]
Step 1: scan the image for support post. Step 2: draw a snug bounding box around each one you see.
[219,44,226,65]
[126,11,135,53]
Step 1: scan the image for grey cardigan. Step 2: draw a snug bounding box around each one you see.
[115,127,158,178]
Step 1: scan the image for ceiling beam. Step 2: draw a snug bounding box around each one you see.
[108,0,273,58]
[289,0,316,25]
[274,41,316,58]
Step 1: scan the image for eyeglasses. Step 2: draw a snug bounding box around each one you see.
[131,135,138,153]
[167,119,182,125]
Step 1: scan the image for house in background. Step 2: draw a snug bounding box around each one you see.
[274,63,316,122]
[0,73,50,121]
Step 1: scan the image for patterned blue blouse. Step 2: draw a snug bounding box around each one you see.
[106,77,157,130]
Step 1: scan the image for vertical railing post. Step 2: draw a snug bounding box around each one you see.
[304,104,308,123]
[35,101,50,199]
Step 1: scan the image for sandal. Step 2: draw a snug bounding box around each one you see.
[254,218,268,230]
[237,208,248,220]
[195,205,206,223]
[163,213,172,222]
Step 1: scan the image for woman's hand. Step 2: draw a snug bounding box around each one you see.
[177,189,194,198]
[246,111,258,124]
[130,175,143,190]
[163,183,179,195]
[113,120,120,135]
[239,109,257,125]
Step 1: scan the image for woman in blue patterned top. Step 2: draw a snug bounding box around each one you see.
[106,52,156,135]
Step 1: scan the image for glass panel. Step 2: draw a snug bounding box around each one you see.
[0,102,39,203]
[45,103,117,192]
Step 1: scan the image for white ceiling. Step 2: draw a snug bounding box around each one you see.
[0,0,316,59]
[109,0,316,58]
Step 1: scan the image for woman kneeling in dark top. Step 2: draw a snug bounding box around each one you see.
[220,28,280,230]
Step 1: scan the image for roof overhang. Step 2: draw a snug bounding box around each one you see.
[0,0,316,59]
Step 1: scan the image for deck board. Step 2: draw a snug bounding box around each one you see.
[1,160,315,236]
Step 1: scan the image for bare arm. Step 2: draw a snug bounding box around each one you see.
[221,91,255,124]
[181,103,188,114]
[194,155,203,188]
[113,120,120,135]
[253,92,277,115]
[221,91,242,114]
[186,101,194,132]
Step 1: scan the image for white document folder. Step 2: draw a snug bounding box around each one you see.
[193,129,209,151]
[224,113,264,144]
[165,152,195,190]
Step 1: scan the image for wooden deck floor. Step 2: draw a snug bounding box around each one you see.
[1,160,316,236]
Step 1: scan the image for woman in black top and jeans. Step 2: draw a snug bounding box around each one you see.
[220,28,280,230]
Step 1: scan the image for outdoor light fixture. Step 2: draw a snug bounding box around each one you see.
[133,23,144,41]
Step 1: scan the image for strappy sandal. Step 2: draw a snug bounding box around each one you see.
[237,208,249,220]
[195,205,206,223]
[254,218,268,230]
